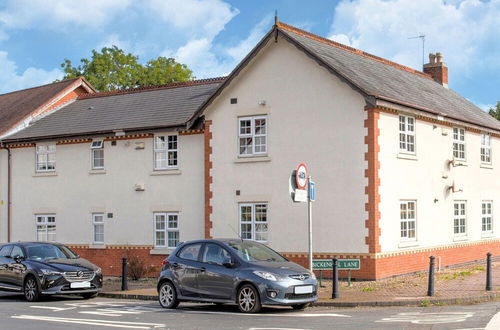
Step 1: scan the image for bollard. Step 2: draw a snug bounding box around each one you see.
[486,252,492,291]
[332,258,339,299]
[427,256,435,297]
[121,257,128,291]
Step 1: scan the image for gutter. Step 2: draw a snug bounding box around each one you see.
[1,143,12,242]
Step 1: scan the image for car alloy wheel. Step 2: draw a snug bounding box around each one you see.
[237,284,261,313]
[24,277,40,302]
[158,282,179,309]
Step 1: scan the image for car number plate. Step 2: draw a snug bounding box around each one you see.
[70,281,91,289]
[294,285,313,294]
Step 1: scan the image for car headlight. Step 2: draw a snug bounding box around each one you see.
[253,271,280,281]
[95,267,102,274]
[40,268,62,276]
[310,272,317,280]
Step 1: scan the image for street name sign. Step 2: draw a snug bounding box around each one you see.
[313,259,361,270]
[309,181,315,201]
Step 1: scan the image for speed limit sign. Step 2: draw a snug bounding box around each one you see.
[295,163,308,190]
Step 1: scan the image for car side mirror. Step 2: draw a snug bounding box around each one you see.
[13,255,24,263]
[222,258,234,268]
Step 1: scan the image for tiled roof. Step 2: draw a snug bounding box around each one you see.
[4,78,225,141]
[0,78,83,135]
[277,22,500,130]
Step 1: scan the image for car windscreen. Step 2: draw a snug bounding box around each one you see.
[225,241,287,262]
[25,244,78,261]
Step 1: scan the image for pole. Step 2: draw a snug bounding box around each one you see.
[121,257,128,291]
[486,252,492,291]
[427,256,435,296]
[308,176,313,272]
[332,258,339,299]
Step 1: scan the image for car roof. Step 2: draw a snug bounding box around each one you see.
[1,241,63,247]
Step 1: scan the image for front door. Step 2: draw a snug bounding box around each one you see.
[196,243,235,300]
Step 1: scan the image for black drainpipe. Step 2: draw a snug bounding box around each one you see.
[2,143,11,242]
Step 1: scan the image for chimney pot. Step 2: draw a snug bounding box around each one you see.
[436,52,443,63]
[429,53,436,64]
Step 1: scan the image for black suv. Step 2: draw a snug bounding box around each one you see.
[0,242,102,301]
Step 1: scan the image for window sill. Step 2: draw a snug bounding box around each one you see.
[481,233,494,239]
[89,244,106,249]
[480,163,493,169]
[397,153,417,161]
[234,156,271,163]
[150,248,173,255]
[453,236,468,242]
[33,172,57,177]
[452,160,467,167]
[398,241,418,248]
[89,169,106,175]
[150,169,181,176]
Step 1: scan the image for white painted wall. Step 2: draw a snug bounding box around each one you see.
[378,111,500,252]
[205,36,369,253]
[2,133,205,250]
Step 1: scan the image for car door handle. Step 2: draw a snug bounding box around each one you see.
[199,267,206,272]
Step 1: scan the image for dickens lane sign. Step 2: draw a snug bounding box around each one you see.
[313,259,361,270]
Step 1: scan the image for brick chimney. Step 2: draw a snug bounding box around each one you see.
[423,52,448,87]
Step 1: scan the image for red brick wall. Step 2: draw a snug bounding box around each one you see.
[204,120,213,239]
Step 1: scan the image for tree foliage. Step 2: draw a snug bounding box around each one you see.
[60,46,194,91]
[489,101,500,121]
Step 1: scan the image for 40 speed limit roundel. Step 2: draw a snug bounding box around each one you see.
[295,163,308,190]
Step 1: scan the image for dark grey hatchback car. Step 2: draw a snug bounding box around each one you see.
[157,239,317,313]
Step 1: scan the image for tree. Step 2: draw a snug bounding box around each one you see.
[60,46,194,91]
[489,101,500,120]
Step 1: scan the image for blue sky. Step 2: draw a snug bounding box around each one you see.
[0,0,499,110]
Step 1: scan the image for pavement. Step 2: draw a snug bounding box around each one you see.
[100,261,500,307]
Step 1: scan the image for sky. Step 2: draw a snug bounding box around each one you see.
[0,0,499,110]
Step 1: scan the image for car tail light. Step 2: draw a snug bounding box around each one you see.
[162,259,168,266]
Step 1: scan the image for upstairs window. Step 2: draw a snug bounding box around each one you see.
[154,135,178,170]
[453,201,467,236]
[400,200,416,240]
[481,201,493,233]
[399,115,415,154]
[36,145,56,172]
[480,133,491,164]
[453,127,466,160]
[91,141,104,169]
[238,116,267,156]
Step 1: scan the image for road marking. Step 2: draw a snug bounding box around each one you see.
[30,305,76,312]
[11,315,165,329]
[249,328,311,330]
[377,312,474,324]
[486,310,500,330]
[180,310,350,318]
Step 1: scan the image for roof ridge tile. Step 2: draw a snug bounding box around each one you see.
[78,77,227,100]
[277,22,432,80]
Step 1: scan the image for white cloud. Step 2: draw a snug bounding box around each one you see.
[0,0,131,30]
[149,0,239,40]
[476,103,494,112]
[327,0,500,82]
[226,15,273,60]
[0,51,62,94]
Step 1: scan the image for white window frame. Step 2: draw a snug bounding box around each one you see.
[481,201,493,233]
[399,200,417,241]
[35,214,56,242]
[92,213,105,244]
[453,201,467,236]
[239,203,268,243]
[154,212,179,248]
[480,133,492,164]
[153,135,178,170]
[238,116,267,157]
[35,144,56,172]
[90,140,104,170]
[398,115,416,154]
[452,127,466,161]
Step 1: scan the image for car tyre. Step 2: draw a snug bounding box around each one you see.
[81,293,98,299]
[24,276,41,302]
[292,303,308,310]
[158,281,179,309]
[237,284,261,313]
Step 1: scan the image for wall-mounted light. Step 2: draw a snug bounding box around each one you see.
[258,100,266,106]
